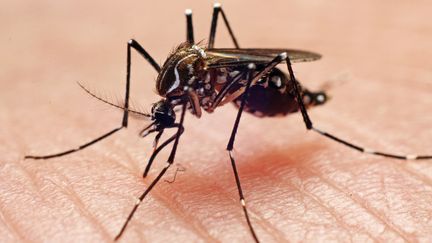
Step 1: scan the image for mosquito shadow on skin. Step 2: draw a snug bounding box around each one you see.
[154,142,333,208]
[97,141,332,210]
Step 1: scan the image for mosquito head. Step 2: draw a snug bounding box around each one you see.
[156,42,206,97]
[151,99,176,128]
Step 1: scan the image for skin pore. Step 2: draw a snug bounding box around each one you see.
[1,0,432,242]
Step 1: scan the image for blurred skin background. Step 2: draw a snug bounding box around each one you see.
[1,0,432,242]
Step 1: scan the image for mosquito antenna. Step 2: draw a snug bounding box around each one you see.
[77,82,151,118]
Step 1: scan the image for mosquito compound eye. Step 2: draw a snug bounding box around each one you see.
[155,109,176,127]
[151,100,176,127]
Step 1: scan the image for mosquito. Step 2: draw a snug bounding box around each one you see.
[25,3,432,242]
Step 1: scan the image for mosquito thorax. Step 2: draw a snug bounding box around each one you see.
[151,99,176,128]
[156,42,207,98]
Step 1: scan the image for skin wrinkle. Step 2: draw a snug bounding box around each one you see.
[46,166,113,241]
[278,169,376,241]
[165,168,286,242]
[314,158,430,237]
[127,198,211,243]
[301,165,415,242]
[140,179,220,242]
[97,137,142,173]
[110,164,219,242]
[4,160,65,231]
[80,158,216,242]
[145,163,279,242]
[316,107,432,186]
[11,162,45,200]
[375,155,432,190]
[0,188,39,242]
[384,169,432,237]
[0,207,25,242]
[52,156,215,241]
[379,174,392,232]
[256,151,381,241]
[283,176,364,240]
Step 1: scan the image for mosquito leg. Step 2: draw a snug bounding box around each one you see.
[152,130,164,149]
[209,71,243,111]
[282,55,432,161]
[25,40,158,160]
[225,64,260,243]
[208,3,239,49]
[115,104,187,241]
[24,127,124,160]
[127,39,161,72]
[185,9,194,44]
[139,122,156,137]
[143,126,184,178]
[222,54,286,243]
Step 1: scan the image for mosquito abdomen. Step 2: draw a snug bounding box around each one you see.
[234,68,328,117]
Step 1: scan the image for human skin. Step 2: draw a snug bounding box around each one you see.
[1,0,432,242]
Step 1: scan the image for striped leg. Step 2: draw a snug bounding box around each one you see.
[185,8,194,44]
[208,3,239,48]
[282,54,432,161]
[225,53,288,243]
[25,39,159,160]
[114,104,187,241]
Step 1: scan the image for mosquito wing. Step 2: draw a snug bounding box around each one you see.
[206,48,321,68]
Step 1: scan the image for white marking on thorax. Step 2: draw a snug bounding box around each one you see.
[204,73,211,83]
[167,54,197,93]
[197,87,205,95]
[192,45,207,58]
[271,76,282,88]
[216,73,227,84]
[187,64,194,75]
[188,76,196,85]
[229,70,240,77]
